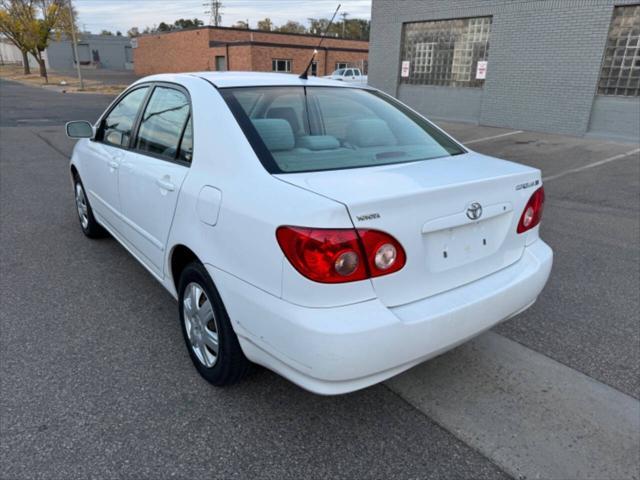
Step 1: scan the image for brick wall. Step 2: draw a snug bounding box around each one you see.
[135,26,368,77]
[134,29,210,75]
[369,0,640,137]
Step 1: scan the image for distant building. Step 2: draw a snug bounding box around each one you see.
[133,26,369,77]
[0,34,133,71]
[369,0,640,141]
[47,34,134,70]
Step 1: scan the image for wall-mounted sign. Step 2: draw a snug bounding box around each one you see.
[131,38,138,49]
[476,60,487,79]
[401,61,410,77]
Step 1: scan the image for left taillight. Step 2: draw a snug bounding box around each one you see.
[517,186,545,234]
[276,226,406,284]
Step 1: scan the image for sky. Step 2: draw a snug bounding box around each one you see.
[74,0,372,35]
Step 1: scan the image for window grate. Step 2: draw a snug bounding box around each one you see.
[598,5,640,97]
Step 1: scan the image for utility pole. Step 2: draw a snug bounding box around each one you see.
[67,0,84,90]
[340,11,348,38]
[203,0,222,27]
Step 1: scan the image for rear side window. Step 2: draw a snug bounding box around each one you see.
[136,87,190,160]
[178,117,193,163]
[102,87,149,147]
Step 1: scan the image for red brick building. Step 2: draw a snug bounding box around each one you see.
[133,26,368,76]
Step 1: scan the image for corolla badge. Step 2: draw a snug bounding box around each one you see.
[466,202,483,220]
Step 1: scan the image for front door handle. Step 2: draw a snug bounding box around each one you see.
[156,178,175,192]
[108,160,119,170]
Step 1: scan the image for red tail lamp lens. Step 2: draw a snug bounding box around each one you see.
[358,229,406,277]
[517,186,545,234]
[276,226,406,283]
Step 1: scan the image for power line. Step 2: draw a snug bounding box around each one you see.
[203,0,222,26]
[340,11,348,37]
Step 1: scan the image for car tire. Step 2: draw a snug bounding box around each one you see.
[73,175,107,238]
[178,262,251,386]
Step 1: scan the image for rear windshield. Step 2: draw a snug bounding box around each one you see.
[220,86,465,174]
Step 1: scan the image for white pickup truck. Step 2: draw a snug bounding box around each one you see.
[323,68,368,84]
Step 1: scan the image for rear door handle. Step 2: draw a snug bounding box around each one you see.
[156,178,175,192]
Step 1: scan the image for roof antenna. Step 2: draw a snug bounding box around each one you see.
[299,4,341,80]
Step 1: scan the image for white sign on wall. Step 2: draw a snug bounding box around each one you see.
[401,61,410,77]
[131,38,138,49]
[476,61,488,79]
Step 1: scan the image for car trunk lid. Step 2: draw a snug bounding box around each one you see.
[275,152,542,307]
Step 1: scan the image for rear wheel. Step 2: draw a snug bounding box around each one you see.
[73,176,106,238]
[178,262,250,386]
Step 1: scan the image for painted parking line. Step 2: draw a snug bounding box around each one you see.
[464,130,524,145]
[385,332,640,480]
[16,119,52,123]
[543,147,640,182]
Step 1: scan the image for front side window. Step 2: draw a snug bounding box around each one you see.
[221,86,464,174]
[102,86,149,147]
[136,86,190,160]
[598,5,640,96]
[272,59,291,72]
[400,17,491,87]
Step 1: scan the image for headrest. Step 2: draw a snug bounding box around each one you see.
[266,107,301,135]
[296,135,340,151]
[252,119,295,152]
[346,118,396,147]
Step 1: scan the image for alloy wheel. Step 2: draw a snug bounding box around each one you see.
[75,182,89,230]
[183,282,219,367]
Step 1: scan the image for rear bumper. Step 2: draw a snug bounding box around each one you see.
[208,239,553,395]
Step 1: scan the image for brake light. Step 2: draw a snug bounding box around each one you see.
[517,186,545,233]
[276,226,406,283]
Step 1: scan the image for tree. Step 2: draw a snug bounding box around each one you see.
[231,20,248,29]
[307,17,370,40]
[24,0,67,81]
[0,0,67,80]
[100,29,113,36]
[127,27,140,37]
[173,18,203,29]
[0,0,33,74]
[275,20,306,34]
[157,21,171,32]
[256,17,272,31]
[116,30,121,36]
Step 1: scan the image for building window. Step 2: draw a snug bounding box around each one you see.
[335,62,348,70]
[311,61,318,76]
[598,5,640,96]
[400,16,492,87]
[272,59,291,72]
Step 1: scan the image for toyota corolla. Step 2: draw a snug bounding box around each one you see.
[65,72,552,395]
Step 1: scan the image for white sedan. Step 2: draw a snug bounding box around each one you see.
[66,72,552,395]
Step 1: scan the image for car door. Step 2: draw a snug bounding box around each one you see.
[82,85,150,231]
[117,84,192,276]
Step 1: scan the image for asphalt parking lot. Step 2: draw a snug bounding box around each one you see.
[1,79,638,480]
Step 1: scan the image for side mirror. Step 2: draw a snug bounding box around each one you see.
[65,120,94,139]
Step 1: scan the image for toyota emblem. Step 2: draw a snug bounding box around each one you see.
[466,202,483,220]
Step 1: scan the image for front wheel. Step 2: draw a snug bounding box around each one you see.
[178,262,250,386]
[73,176,106,238]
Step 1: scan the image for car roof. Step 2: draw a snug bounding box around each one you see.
[134,71,372,89]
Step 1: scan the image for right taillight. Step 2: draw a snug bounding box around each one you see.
[517,186,545,234]
[276,226,406,283]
